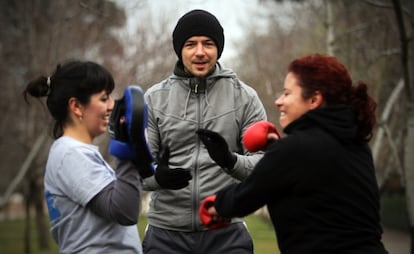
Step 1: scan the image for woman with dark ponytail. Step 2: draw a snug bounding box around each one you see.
[24,60,144,253]
[201,54,388,253]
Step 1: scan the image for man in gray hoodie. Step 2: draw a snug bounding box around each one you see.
[142,9,267,254]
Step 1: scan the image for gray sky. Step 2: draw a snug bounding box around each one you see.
[117,0,273,61]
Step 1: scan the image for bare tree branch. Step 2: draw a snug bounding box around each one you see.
[0,133,48,208]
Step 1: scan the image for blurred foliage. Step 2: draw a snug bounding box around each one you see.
[0,215,279,254]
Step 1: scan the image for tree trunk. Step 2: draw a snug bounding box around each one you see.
[404,102,414,254]
[33,173,49,249]
[24,192,31,254]
[392,0,414,254]
[391,0,414,252]
[372,79,405,187]
[325,0,336,55]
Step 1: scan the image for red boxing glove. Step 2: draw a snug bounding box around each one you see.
[243,121,281,152]
[199,195,230,229]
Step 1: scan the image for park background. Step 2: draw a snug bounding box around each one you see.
[0,0,413,253]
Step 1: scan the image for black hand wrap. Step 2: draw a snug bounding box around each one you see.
[154,147,192,190]
[196,129,237,170]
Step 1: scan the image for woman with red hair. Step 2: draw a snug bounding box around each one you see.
[201,54,388,253]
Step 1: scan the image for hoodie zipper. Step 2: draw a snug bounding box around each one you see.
[192,81,203,231]
[194,83,198,94]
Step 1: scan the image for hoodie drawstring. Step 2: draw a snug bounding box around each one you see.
[204,88,210,107]
[183,88,191,119]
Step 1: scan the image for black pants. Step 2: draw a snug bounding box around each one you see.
[143,223,254,254]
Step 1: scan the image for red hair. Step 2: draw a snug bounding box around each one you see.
[288,54,376,142]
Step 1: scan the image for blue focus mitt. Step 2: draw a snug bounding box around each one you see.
[108,85,154,178]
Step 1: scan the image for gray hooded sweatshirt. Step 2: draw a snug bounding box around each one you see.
[143,62,267,231]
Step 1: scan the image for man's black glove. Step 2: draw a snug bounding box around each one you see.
[155,147,192,190]
[196,129,237,170]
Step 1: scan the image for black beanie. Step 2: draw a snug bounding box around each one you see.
[172,9,225,60]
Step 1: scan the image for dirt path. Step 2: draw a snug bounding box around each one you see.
[382,227,410,254]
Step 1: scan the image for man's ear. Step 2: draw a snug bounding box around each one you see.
[309,91,323,109]
[68,97,84,119]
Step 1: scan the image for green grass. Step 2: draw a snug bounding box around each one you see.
[0,214,279,254]
[380,192,409,230]
[245,215,280,254]
[0,218,59,254]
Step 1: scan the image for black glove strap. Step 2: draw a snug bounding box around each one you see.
[108,98,128,142]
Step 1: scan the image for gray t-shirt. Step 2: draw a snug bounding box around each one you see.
[44,136,142,254]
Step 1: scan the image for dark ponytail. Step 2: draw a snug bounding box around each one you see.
[23,76,50,101]
[350,81,377,142]
[23,60,115,139]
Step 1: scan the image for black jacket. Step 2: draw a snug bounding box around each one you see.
[215,105,388,254]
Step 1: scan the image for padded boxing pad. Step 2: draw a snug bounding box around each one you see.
[109,85,154,177]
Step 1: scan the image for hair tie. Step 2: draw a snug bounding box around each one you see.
[47,76,51,86]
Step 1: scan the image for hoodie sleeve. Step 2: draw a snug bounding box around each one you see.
[227,81,268,180]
